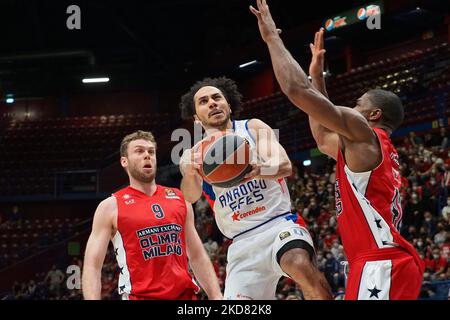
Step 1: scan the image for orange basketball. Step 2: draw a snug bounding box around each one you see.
[199,131,252,188]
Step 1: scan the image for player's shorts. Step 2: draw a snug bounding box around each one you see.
[122,288,198,300]
[344,247,423,300]
[224,214,314,300]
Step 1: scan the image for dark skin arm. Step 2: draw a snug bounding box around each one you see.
[308,27,339,160]
[250,0,381,172]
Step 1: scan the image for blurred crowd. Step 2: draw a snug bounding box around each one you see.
[2,129,449,300]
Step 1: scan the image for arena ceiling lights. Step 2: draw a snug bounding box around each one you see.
[82,77,110,84]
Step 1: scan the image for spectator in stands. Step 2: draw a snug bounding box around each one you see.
[424,247,448,280]
[44,264,65,297]
[203,237,219,257]
[403,193,424,230]
[409,132,424,147]
[433,223,447,246]
[27,280,37,300]
[195,195,210,216]
[422,211,437,237]
[323,251,339,292]
[438,127,449,149]
[424,133,437,148]
[442,197,450,222]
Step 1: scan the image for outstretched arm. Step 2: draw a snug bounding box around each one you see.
[250,0,373,143]
[308,28,339,159]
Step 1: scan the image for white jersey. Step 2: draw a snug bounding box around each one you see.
[202,119,292,239]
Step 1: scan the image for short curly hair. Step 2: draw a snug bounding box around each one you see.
[179,76,243,120]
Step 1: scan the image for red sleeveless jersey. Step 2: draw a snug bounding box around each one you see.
[111,185,199,299]
[335,128,424,271]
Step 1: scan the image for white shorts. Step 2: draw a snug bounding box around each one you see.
[224,216,314,300]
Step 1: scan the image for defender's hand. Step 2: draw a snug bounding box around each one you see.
[250,0,281,43]
[309,28,326,79]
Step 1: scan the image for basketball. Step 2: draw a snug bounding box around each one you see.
[199,131,252,188]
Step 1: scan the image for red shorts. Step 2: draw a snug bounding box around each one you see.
[345,248,423,300]
[128,288,198,300]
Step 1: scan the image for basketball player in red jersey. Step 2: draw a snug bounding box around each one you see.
[82,130,222,300]
[251,0,425,299]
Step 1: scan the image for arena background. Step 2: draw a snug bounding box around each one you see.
[0,0,449,300]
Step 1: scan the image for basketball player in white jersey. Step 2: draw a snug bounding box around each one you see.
[179,77,332,300]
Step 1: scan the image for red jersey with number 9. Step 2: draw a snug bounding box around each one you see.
[111,185,199,300]
[335,128,422,264]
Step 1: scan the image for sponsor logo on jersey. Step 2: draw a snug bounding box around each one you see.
[279,231,291,241]
[136,223,183,260]
[231,205,266,221]
[236,293,254,300]
[122,194,136,205]
[165,188,180,200]
[218,179,267,211]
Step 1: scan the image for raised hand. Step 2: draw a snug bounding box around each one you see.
[249,0,281,43]
[309,28,326,79]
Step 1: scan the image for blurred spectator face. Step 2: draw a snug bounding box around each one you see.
[411,193,419,203]
[446,197,450,206]
[432,249,441,260]
[414,157,421,165]
[417,239,424,248]
[424,211,432,220]
[408,225,416,234]
[429,177,436,185]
